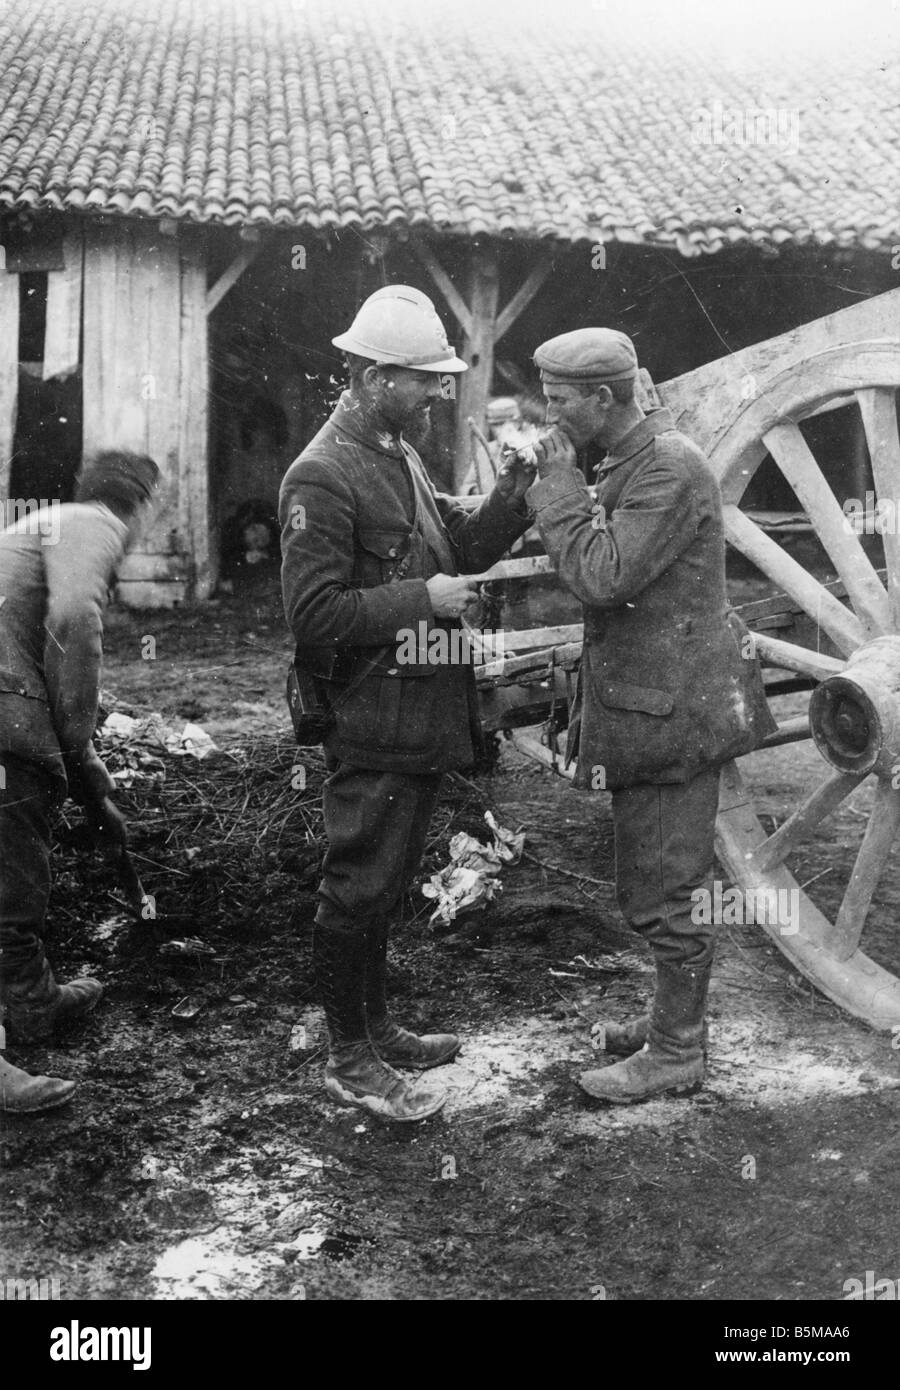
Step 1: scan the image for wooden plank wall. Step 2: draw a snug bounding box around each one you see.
[0,260,18,505]
[83,221,209,606]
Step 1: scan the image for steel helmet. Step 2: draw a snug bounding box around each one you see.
[332,285,468,373]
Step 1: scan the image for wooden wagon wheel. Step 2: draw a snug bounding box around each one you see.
[706,340,900,1029]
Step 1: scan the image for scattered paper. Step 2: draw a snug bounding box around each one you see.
[422,812,525,925]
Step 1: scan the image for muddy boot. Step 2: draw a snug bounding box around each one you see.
[596,1012,708,1059]
[594,1013,649,1057]
[580,960,711,1105]
[315,922,446,1122]
[1,955,103,1045]
[0,1054,75,1114]
[366,920,460,1070]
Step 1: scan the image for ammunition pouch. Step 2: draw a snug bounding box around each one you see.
[286,658,335,746]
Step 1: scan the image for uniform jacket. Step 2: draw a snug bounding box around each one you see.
[279,391,530,773]
[0,503,129,780]
[527,408,776,789]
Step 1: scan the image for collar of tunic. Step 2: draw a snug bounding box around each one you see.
[595,407,676,476]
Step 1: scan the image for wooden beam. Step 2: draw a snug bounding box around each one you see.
[409,240,472,338]
[206,242,261,316]
[0,265,18,505]
[454,241,500,488]
[494,251,554,343]
[179,239,213,598]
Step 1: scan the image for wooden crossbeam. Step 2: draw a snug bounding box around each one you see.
[206,242,261,316]
[409,240,472,338]
[494,251,554,343]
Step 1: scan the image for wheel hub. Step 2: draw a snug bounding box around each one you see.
[809,636,900,776]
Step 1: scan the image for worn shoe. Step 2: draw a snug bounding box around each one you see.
[0,1056,76,1114]
[325,1040,446,1121]
[2,957,103,1045]
[368,1015,461,1070]
[2,958,103,1045]
[580,1044,704,1104]
[580,959,711,1105]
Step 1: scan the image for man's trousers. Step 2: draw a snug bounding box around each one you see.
[0,753,64,981]
[315,763,444,933]
[611,765,721,968]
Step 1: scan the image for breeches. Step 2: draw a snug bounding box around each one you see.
[315,763,444,932]
[611,765,721,968]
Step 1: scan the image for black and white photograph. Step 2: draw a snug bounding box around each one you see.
[1,0,899,1336]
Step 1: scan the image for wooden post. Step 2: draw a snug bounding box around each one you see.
[454,241,499,489]
[179,236,212,597]
[0,261,18,505]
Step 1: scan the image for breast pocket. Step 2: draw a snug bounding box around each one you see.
[355,527,414,585]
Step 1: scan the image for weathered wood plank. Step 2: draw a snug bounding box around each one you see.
[658,285,900,458]
[0,265,18,505]
[83,223,185,605]
[43,227,83,380]
[179,237,211,596]
[469,554,555,581]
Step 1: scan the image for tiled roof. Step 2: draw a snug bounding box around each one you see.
[0,0,897,254]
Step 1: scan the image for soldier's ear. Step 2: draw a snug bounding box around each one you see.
[361,362,383,392]
[594,385,614,409]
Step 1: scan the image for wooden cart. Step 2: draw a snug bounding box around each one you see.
[472,285,900,1031]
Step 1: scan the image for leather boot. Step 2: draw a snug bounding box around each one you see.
[1,955,103,1045]
[0,1055,75,1114]
[595,1013,649,1057]
[597,1012,708,1058]
[580,959,711,1104]
[315,921,446,1122]
[366,919,460,1070]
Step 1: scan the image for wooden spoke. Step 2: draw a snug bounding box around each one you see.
[764,421,891,638]
[751,632,843,681]
[820,781,900,962]
[750,770,866,874]
[724,504,864,656]
[857,387,900,629]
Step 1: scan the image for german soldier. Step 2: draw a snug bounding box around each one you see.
[279,285,534,1122]
[525,329,775,1104]
[0,452,160,1113]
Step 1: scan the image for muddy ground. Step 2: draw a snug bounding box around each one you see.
[2,564,900,1304]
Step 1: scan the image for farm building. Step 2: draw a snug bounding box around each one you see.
[0,0,898,604]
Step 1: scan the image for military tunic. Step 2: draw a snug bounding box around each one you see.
[528,408,776,964]
[279,391,530,930]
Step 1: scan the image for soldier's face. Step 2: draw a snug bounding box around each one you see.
[543,382,612,447]
[375,367,443,429]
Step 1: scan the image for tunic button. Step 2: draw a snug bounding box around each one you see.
[387,668,398,675]
[388,547,397,557]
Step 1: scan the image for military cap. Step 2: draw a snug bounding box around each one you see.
[534,328,638,384]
